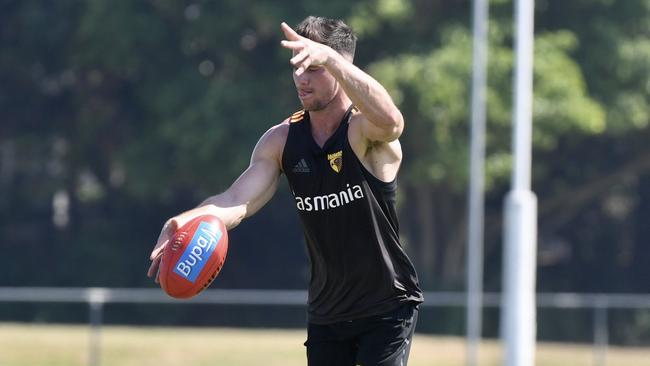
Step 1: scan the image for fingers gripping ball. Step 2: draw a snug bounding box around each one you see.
[159,215,228,299]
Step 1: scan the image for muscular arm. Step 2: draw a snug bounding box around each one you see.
[196,137,281,230]
[170,125,283,230]
[324,52,404,142]
[148,123,287,279]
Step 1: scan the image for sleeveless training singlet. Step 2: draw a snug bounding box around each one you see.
[281,106,423,324]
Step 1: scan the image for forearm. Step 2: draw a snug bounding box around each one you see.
[326,52,403,134]
[177,158,279,231]
[198,193,247,230]
[166,192,246,232]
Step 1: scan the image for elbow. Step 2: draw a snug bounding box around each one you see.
[363,108,404,142]
[384,110,404,141]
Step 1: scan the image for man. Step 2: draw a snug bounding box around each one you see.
[148,16,423,365]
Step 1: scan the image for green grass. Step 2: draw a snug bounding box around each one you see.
[1,323,648,366]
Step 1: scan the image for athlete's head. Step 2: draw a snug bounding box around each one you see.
[292,17,358,112]
[295,16,357,62]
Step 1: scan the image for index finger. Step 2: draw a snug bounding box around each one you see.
[149,238,168,261]
[281,22,301,41]
[149,223,175,260]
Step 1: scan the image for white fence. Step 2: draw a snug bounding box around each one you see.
[1,287,650,366]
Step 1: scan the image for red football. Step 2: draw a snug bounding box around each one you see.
[159,214,228,299]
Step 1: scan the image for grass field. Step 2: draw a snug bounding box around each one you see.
[1,323,648,366]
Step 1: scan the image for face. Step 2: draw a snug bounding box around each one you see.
[292,63,339,112]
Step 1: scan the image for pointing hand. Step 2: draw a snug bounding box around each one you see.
[280,22,333,76]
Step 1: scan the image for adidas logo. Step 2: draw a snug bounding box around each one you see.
[292,159,310,173]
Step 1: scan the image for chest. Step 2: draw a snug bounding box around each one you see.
[283,123,366,197]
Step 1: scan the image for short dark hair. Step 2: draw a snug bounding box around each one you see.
[295,16,357,60]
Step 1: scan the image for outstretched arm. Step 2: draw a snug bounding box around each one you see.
[280,22,404,142]
[195,139,281,230]
[147,124,287,280]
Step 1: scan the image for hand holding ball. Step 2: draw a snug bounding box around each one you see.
[158,215,228,299]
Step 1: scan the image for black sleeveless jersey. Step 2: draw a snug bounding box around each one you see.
[281,107,423,324]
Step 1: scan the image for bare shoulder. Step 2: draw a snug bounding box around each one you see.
[252,118,291,166]
[347,109,367,145]
[259,119,290,145]
[348,111,401,156]
[347,111,402,182]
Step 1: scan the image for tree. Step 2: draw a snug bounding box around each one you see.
[368,23,604,288]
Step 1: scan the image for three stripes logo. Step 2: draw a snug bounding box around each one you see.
[292,158,310,173]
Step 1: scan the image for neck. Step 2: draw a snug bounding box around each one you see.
[308,94,352,137]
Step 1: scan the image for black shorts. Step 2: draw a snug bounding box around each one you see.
[305,302,419,366]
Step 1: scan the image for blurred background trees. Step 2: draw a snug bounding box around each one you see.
[1,0,649,340]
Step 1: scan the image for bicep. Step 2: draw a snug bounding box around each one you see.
[356,113,403,143]
[201,122,287,228]
[222,124,286,218]
[349,118,403,182]
[227,156,280,218]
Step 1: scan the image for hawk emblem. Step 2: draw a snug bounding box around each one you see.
[327,150,343,173]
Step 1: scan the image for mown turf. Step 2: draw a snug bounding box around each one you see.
[1,323,647,366]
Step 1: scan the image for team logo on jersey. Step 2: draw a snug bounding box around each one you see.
[327,150,343,173]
